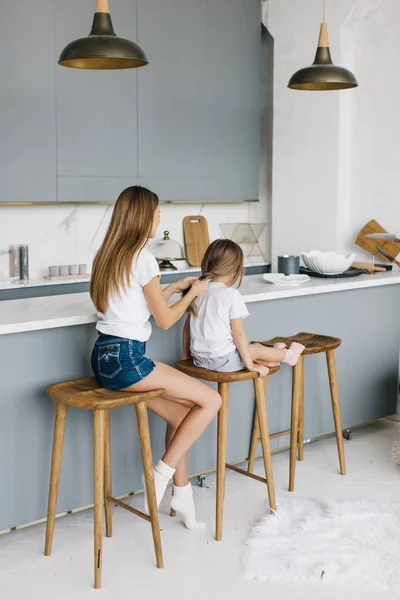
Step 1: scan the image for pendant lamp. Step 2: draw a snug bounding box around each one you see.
[58,0,148,70]
[288,0,357,91]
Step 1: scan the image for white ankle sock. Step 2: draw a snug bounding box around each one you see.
[143,460,176,514]
[170,483,206,530]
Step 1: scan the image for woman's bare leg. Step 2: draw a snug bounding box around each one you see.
[124,362,221,469]
[145,397,190,486]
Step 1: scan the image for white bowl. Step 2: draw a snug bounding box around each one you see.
[301,251,356,275]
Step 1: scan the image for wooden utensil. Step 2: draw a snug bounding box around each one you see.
[351,262,386,273]
[355,219,400,260]
[183,216,210,267]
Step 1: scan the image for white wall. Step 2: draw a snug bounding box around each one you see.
[0,202,253,280]
[268,0,400,266]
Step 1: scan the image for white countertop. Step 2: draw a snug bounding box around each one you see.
[1,271,400,336]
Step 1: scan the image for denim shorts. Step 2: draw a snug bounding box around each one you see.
[91,334,156,391]
[192,349,245,373]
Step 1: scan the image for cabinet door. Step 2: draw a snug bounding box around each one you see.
[207,0,261,200]
[137,0,261,201]
[0,1,57,202]
[137,0,209,200]
[55,0,139,202]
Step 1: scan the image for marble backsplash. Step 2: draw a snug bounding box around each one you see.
[0,202,267,281]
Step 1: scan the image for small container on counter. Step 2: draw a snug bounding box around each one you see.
[48,266,59,277]
[9,245,20,279]
[277,255,300,276]
[69,265,78,276]
[79,264,87,275]
[59,265,69,277]
[19,245,29,281]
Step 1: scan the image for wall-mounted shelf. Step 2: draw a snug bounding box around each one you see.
[0,199,259,207]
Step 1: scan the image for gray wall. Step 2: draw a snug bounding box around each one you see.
[1,0,262,203]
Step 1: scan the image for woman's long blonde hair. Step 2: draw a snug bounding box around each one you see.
[186,239,244,315]
[90,186,159,314]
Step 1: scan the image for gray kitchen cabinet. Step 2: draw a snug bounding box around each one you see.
[1,0,261,203]
[137,0,261,201]
[56,0,261,203]
[206,0,261,200]
[55,0,139,203]
[136,0,209,200]
[0,1,57,203]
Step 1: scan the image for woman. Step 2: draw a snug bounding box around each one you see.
[90,186,221,529]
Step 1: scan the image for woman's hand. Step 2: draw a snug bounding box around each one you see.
[191,279,209,297]
[173,276,198,294]
[250,364,269,378]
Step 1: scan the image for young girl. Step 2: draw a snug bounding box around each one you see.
[182,239,305,376]
[90,186,221,530]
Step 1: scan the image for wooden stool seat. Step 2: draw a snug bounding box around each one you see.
[175,360,280,381]
[44,377,166,589]
[261,332,341,355]
[175,359,279,541]
[46,377,165,410]
[248,331,345,492]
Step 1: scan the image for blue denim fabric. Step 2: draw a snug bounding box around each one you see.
[91,334,155,391]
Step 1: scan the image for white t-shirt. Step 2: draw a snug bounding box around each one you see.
[190,282,249,358]
[96,248,160,341]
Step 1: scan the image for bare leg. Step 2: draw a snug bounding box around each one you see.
[249,343,286,363]
[249,343,305,367]
[124,362,221,469]
[146,397,190,486]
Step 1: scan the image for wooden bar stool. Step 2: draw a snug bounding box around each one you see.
[175,360,279,541]
[44,377,166,589]
[248,332,346,492]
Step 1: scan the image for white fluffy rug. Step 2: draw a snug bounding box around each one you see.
[241,498,400,592]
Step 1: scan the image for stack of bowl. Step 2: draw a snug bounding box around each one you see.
[301,251,356,275]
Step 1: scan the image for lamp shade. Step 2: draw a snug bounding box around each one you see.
[288,23,357,91]
[58,1,148,70]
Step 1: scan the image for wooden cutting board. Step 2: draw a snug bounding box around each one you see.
[355,219,400,262]
[183,216,210,267]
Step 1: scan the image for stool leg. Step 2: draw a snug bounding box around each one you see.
[103,409,113,538]
[44,403,67,557]
[216,382,229,541]
[247,410,260,474]
[297,356,305,461]
[326,350,346,476]
[254,377,276,512]
[289,360,302,492]
[135,401,164,569]
[93,410,105,589]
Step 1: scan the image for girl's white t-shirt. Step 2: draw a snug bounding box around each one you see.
[96,248,160,341]
[190,282,249,358]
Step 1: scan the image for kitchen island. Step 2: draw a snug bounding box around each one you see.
[1,272,400,532]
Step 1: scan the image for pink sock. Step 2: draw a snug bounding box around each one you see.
[266,342,287,367]
[283,342,305,367]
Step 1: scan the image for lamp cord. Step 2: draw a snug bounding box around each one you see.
[323,0,326,22]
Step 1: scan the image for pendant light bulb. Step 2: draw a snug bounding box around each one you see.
[58,0,148,70]
[288,0,357,91]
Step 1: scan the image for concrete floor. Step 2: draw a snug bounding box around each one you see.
[1,419,400,600]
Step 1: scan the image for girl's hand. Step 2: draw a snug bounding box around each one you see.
[174,276,198,294]
[191,279,209,297]
[249,364,269,378]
